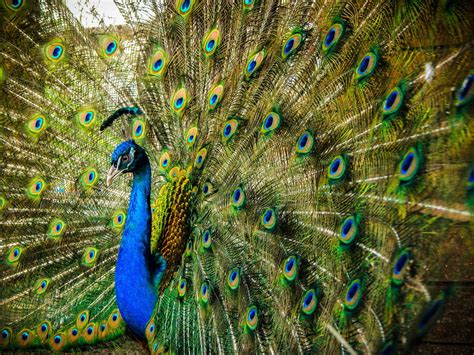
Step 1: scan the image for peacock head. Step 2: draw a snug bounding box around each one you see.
[107,140,147,186]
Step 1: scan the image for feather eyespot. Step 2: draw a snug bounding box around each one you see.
[222,119,239,142]
[202,230,211,249]
[27,176,46,199]
[398,147,421,182]
[148,48,169,77]
[227,267,240,290]
[83,323,97,343]
[261,112,281,135]
[76,108,96,128]
[246,306,258,330]
[49,332,66,351]
[245,50,265,77]
[4,0,24,11]
[48,218,66,239]
[169,166,180,180]
[200,282,210,304]
[322,23,344,52]
[98,322,108,339]
[344,279,363,310]
[37,321,51,342]
[171,87,189,114]
[282,33,303,59]
[202,28,221,56]
[44,39,65,62]
[111,210,126,229]
[35,278,51,295]
[194,148,207,169]
[339,215,358,245]
[176,0,194,17]
[81,167,99,189]
[282,256,297,282]
[159,151,171,171]
[232,186,245,208]
[243,0,255,11]
[67,326,80,344]
[82,247,99,267]
[186,126,198,146]
[132,118,146,140]
[382,87,404,116]
[328,155,347,181]
[456,72,473,107]
[178,278,187,297]
[77,310,90,329]
[146,321,156,340]
[202,182,214,196]
[355,52,378,81]
[391,249,411,286]
[152,343,168,354]
[1,328,9,338]
[186,240,193,256]
[99,35,119,58]
[17,329,33,348]
[296,130,314,155]
[208,83,224,110]
[261,208,277,230]
[26,113,48,138]
[7,246,23,267]
[0,327,12,348]
[301,289,317,315]
[108,309,123,329]
[152,342,159,353]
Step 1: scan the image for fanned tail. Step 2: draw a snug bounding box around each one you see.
[0,0,473,353]
[138,0,473,353]
[0,0,137,350]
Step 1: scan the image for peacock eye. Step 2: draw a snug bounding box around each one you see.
[122,155,129,162]
[301,289,318,315]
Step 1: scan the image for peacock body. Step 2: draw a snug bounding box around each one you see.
[0,0,473,353]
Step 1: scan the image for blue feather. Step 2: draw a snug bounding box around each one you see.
[113,143,159,337]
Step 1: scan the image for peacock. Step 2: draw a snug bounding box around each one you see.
[0,0,473,353]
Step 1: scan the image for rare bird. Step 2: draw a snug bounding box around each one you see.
[0,0,473,353]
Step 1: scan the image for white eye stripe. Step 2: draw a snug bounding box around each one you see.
[114,147,135,169]
[127,147,135,168]
[115,156,122,169]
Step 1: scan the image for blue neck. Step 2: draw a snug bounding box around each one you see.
[115,157,156,337]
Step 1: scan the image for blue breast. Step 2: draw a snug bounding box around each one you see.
[114,162,157,337]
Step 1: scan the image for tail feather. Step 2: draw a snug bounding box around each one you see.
[1,0,473,352]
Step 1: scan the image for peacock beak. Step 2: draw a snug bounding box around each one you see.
[106,164,123,186]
